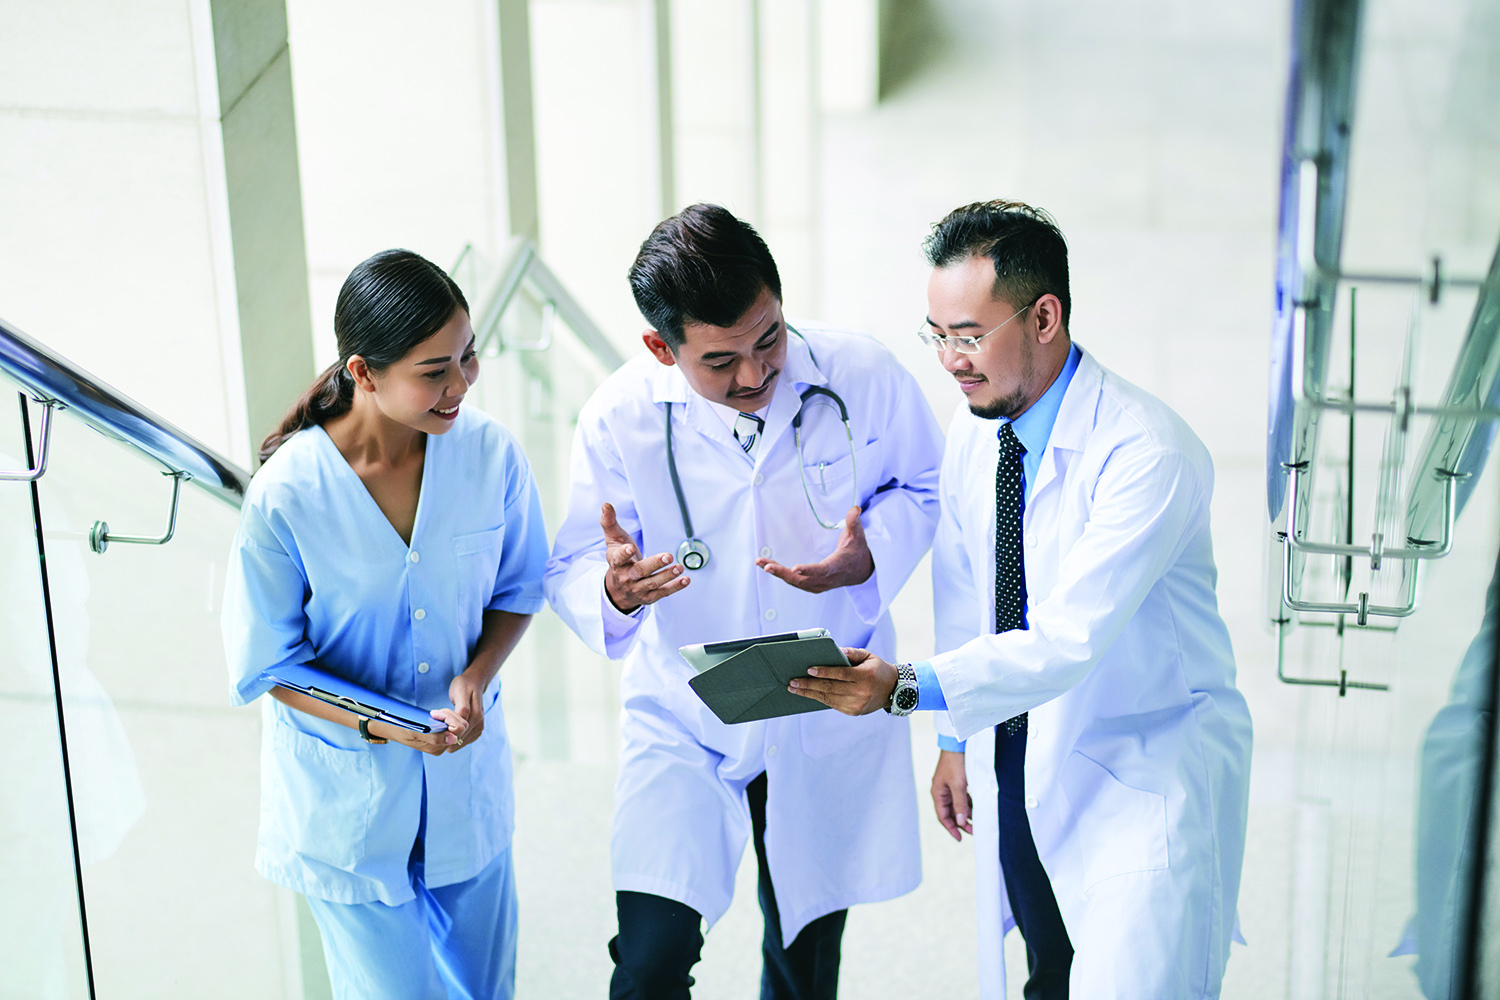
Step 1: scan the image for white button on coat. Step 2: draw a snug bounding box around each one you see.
[764,608,777,621]
[760,546,773,558]
[409,551,420,563]
[417,662,430,674]
[414,608,426,620]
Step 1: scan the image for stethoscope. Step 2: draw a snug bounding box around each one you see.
[665,330,857,571]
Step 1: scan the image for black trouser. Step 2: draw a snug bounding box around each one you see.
[608,772,848,1000]
[996,717,1073,999]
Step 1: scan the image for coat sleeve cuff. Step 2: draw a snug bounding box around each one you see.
[601,585,648,639]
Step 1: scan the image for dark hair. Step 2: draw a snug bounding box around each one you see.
[259,249,469,463]
[628,203,782,349]
[923,200,1071,328]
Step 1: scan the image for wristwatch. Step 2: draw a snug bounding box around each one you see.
[886,662,919,717]
[358,717,387,744]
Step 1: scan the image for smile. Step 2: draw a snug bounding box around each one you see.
[432,403,461,420]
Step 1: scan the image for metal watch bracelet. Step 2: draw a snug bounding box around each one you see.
[887,662,919,716]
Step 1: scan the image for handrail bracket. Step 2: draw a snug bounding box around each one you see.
[2,395,61,482]
[90,471,189,554]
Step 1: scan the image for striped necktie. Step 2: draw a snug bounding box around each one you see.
[734,411,765,456]
[995,422,1028,735]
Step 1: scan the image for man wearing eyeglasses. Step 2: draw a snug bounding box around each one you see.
[791,200,1254,999]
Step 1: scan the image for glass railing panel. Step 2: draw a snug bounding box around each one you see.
[23,401,299,999]
[1252,0,1500,993]
[1269,449,1497,998]
[0,386,91,999]
[457,257,627,995]
[465,272,620,768]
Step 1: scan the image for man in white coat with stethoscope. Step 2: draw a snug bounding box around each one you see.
[545,203,943,999]
[792,200,1254,998]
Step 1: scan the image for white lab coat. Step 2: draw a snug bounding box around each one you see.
[929,348,1253,998]
[545,324,942,945]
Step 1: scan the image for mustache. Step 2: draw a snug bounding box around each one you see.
[731,369,780,395]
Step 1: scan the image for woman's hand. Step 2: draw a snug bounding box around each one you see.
[366,717,467,756]
[441,669,488,752]
[362,611,527,754]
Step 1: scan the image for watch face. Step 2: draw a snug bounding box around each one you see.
[895,686,919,712]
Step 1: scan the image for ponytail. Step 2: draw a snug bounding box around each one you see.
[255,249,468,467]
[259,361,355,464]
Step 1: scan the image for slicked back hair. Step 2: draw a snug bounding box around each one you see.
[923,200,1071,328]
[629,203,782,350]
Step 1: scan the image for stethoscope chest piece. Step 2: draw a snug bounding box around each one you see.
[677,537,711,571]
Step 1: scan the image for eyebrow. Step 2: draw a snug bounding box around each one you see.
[415,335,477,365]
[924,316,984,332]
[700,320,781,361]
[925,316,983,331]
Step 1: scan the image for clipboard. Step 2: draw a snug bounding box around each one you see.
[262,663,448,734]
[681,629,849,724]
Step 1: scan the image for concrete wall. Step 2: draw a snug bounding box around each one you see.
[0,0,316,468]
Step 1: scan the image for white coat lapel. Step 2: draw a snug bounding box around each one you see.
[651,361,740,452]
[1027,346,1102,507]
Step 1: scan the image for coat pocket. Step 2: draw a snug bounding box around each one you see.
[1058,750,1169,892]
[265,723,373,870]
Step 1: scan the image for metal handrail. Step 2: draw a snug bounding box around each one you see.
[1284,461,1463,568]
[1280,526,1419,625]
[464,237,627,370]
[0,314,252,508]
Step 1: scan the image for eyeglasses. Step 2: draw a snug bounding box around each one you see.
[916,300,1035,354]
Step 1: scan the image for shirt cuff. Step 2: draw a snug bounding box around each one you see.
[601,585,646,638]
[937,734,967,754]
[912,659,946,711]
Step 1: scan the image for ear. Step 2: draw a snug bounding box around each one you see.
[642,330,677,367]
[1031,294,1066,346]
[347,355,378,393]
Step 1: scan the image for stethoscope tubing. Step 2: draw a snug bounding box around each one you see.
[663,329,856,569]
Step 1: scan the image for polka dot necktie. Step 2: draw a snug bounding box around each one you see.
[995,422,1028,736]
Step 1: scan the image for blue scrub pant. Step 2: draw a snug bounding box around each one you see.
[305,788,518,1000]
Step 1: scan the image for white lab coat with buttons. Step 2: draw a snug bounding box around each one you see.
[545,324,942,945]
[930,348,1253,998]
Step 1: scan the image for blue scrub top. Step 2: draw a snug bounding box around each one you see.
[222,407,548,905]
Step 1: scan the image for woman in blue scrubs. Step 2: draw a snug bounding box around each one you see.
[222,249,548,1000]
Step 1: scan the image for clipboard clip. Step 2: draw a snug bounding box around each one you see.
[304,686,432,732]
[308,687,381,719]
